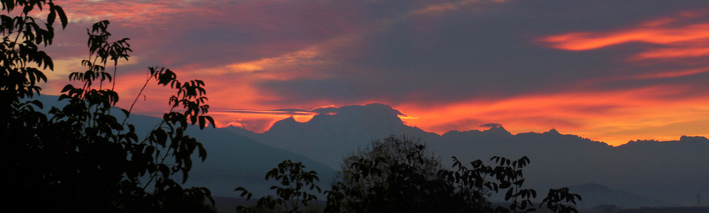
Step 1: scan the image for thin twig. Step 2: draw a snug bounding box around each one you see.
[120,70,152,126]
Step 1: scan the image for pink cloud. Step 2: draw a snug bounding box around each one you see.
[540,10,709,64]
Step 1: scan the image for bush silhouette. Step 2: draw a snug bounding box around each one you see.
[236,160,322,213]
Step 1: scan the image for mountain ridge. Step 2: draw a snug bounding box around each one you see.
[224,103,709,207]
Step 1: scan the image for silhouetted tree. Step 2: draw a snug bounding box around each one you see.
[324,136,490,213]
[1,1,215,212]
[236,160,322,213]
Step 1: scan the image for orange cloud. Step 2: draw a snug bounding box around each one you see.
[540,10,709,61]
[541,25,709,51]
[217,47,328,80]
[632,46,709,60]
[631,67,709,79]
[60,0,212,25]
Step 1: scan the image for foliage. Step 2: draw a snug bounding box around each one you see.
[489,156,537,212]
[445,156,581,213]
[1,1,215,212]
[443,156,538,212]
[540,187,583,213]
[236,160,322,213]
[324,136,482,213]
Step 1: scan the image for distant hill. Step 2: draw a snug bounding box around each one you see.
[178,125,336,198]
[567,183,675,209]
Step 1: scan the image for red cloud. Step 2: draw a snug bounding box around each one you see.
[540,10,709,63]
[540,24,709,51]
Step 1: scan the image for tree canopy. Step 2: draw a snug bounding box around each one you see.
[324,135,582,213]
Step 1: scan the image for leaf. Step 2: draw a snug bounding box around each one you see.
[204,116,217,128]
[500,180,511,189]
[120,108,129,116]
[198,116,205,129]
[47,4,55,25]
[152,129,167,146]
[514,178,525,186]
[197,143,207,161]
[505,188,513,201]
[54,5,68,29]
[181,169,189,184]
[158,164,170,176]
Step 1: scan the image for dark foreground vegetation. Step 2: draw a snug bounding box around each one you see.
[2,1,581,212]
[2,0,216,212]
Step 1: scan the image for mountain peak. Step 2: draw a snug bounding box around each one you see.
[267,116,302,133]
[546,129,560,135]
[482,125,511,136]
[678,135,709,143]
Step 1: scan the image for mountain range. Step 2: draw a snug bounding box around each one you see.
[29,96,709,208]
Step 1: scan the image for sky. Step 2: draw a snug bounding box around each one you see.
[37,0,709,146]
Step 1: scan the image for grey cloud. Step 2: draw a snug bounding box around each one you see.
[480,123,502,128]
[256,0,709,105]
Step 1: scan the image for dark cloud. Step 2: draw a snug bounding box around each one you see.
[54,0,709,107]
[311,103,404,116]
[480,123,502,128]
[254,0,709,105]
[55,0,708,105]
[219,109,315,116]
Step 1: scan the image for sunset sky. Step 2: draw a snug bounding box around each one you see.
[39,0,709,146]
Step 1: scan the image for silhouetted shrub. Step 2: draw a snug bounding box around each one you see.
[236,160,322,213]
